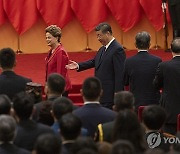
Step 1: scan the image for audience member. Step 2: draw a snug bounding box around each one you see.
[0,115,30,154]
[0,94,11,115]
[97,141,112,154]
[110,140,135,154]
[96,91,135,142]
[112,110,147,153]
[13,92,54,151]
[142,105,172,152]
[153,38,180,135]
[0,48,31,100]
[124,31,162,111]
[59,113,82,154]
[73,77,116,137]
[32,133,61,154]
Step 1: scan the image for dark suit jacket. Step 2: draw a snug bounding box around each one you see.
[73,103,116,137]
[0,143,30,154]
[14,119,54,151]
[124,51,162,109]
[168,0,180,5]
[0,71,31,100]
[78,40,126,107]
[154,56,180,124]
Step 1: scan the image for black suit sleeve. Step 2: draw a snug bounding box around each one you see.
[153,63,163,90]
[77,58,95,72]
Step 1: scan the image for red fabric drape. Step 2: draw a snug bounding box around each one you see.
[37,0,73,28]
[139,0,163,31]
[71,0,108,33]
[0,0,5,26]
[3,0,38,35]
[105,0,142,32]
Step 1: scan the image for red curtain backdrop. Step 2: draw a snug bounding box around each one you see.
[105,0,143,32]
[70,0,108,33]
[0,0,170,34]
[139,0,163,31]
[0,0,5,26]
[3,0,38,35]
[37,0,73,28]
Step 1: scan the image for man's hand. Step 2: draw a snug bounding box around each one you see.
[66,60,78,70]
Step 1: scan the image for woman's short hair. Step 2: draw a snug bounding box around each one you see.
[45,25,61,42]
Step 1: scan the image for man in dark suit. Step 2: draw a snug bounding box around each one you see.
[124,31,162,111]
[66,23,126,109]
[162,0,180,37]
[13,92,54,151]
[73,77,116,137]
[0,48,31,100]
[154,38,180,135]
[0,115,30,154]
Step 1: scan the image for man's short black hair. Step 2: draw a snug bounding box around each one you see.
[82,77,102,101]
[0,94,11,115]
[47,73,65,95]
[142,105,166,130]
[0,48,15,69]
[95,22,112,35]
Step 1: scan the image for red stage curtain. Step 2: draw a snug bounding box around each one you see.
[71,0,108,33]
[3,0,38,34]
[0,0,5,26]
[139,0,163,31]
[105,0,142,32]
[37,0,73,28]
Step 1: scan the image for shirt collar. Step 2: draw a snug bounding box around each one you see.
[105,37,115,50]
[138,50,148,52]
[84,101,100,105]
[173,55,180,58]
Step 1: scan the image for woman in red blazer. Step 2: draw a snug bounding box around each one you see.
[45,25,71,96]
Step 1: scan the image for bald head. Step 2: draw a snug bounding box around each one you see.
[171,38,180,53]
[135,31,151,50]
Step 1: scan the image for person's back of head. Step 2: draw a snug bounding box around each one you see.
[111,140,135,154]
[135,31,151,50]
[71,137,98,154]
[13,91,34,120]
[113,91,135,112]
[112,110,146,152]
[59,113,81,140]
[46,73,65,95]
[0,94,11,115]
[0,48,15,70]
[0,115,16,142]
[171,37,180,54]
[33,133,61,154]
[52,96,73,120]
[142,105,166,130]
[82,77,102,101]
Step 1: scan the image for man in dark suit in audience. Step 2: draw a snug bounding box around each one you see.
[73,77,116,137]
[96,91,135,142]
[0,115,30,154]
[154,38,180,135]
[66,22,126,109]
[13,92,54,151]
[124,31,162,111]
[162,0,180,38]
[0,48,31,100]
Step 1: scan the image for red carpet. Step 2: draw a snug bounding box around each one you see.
[13,50,172,105]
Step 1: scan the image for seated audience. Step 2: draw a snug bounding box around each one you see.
[73,77,116,137]
[96,91,135,142]
[0,94,11,115]
[32,133,61,154]
[13,92,54,151]
[112,110,147,153]
[142,105,173,152]
[0,115,30,154]
[59,113,82,154]
[0,48,31,100]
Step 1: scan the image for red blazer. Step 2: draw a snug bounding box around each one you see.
[45,44,71,91]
